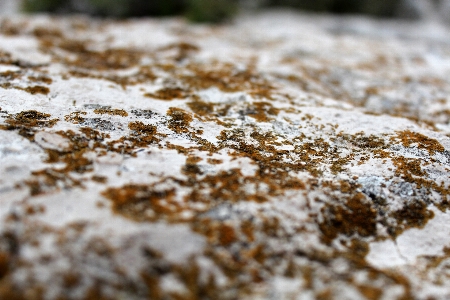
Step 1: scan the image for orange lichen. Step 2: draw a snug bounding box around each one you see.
[64,111,87,124]
[68,66,156,88]
[102,184,178,221]
[390,201,434,237]
[55,39,143,70]
[32,26,63,38]
[167,107,193,134]
[247,101,279,122]
[392,157,426,178]
[28,76,53,85]
[319,193,377,244]
[170,62,274,98]
[207,158,223,165]
[0,252,9,279]
[187,98,215,116]
[24,85,50,95]
[144,87,188,100]
[392,130,444,155]
[91,175,107,183]
[218,224,237,246]
[0,110,58,139]
[158,42,200,62]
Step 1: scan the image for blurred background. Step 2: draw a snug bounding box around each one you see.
[0,0,450,24]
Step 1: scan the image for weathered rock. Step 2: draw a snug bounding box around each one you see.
[0,11,450,300]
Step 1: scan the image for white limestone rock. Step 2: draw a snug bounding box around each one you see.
[0,11,450,300]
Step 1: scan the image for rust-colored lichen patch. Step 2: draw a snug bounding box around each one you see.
[0,110,58,138]
[105,121,161,157]
[218,224,237,246]
[64,111,87,124]
[93,108,128,117]
[68,66,156,88]
[102,184,178,221]
[32,26,63,39]
[390,201,435,237]
[393,157,426,178]
[158,42,200,62]
[26,168,84,196]
[319,193,377,244]
[144,87,189,100]
[166,62,275,98]
[28,76,53,85]
[0,251,10,279]
[54,39,144,70]
[167,107,193,134]
[247,101,280,122]
[128,121,156,135]
[24,85,50,95]
[207,158,223,165]
[187,97,215,116]
[392,130,444,155]
[0,19,24,36]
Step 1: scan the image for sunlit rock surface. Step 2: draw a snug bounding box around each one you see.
[0,11,450,299]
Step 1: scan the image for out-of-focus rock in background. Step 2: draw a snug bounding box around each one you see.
[0,0,20,16]
[1,0,450,24]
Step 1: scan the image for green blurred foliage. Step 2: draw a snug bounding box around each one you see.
[23,0,186,17]
[186,0,238,23]
[266,0,401,17]
[23,0,65,12]
[22,0,404,21]
[22,0,234,22]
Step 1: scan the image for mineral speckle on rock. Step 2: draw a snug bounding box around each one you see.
[0,11,450,300]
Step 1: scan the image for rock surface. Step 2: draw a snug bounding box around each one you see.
[0,11,450,300]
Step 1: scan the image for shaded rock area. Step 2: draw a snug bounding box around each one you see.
[0,11,450,300]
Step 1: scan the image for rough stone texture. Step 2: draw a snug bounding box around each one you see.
[0,11,450,300]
